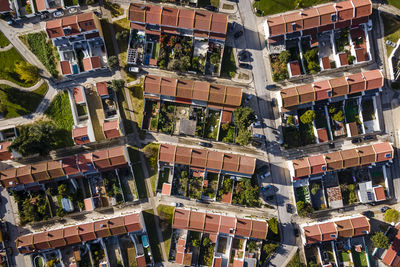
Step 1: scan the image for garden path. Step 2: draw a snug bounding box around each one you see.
[0,43,12,52]
[0,78,44,91]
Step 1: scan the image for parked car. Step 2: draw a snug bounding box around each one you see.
[129,66,140,73]
[244,94,253,103]
[252,121,262,127]
[260,171,271,179]
[251,140,262,147]
[386,40,396,48]
[204,5,218,12]
[234,30,243,39]
[53,10,64,18]
[68,7,78,14]
[380,206,390,213]
[286,203,293,213]
[199,142,212,148]
[172,202,183,207]
[293,224,299,237]
[266,84,277,90]
[265,195,274,201]
[351,138,362,144]
[196,199,210,204]
[239,63,252,69]
[231,22,238,31]
[8,19,21,27]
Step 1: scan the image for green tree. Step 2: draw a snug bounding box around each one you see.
[56,207,65,217]
[202,236,210,247]
[286,115,295,126]
[112,79,125,92]
[371,232,389,249]
[333,110,345,122]
[247,241,258,253]
[108,55,119,70]
[9,121,58,156]
[192,239,200,247]
[236,128,252,146]
[58,184,67,196]
[385,209,400,223]
[263,242,279,258]
[311,183,320,195]
[268,217,279,236]
[116,30,129,42]
[308,261,318,267]
[234,106,256,130]
[167,59,180,71]
[300,110,315,124]
[308,61,321,74]
[210,53,220,65]
[180,56,191,72]
[296,201,313,217]
[278,50,290,63]
[287,251,305,267]
[15,61,39,82]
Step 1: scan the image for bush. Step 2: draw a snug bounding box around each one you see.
[300,110,315,124]
[108,55,119,70]
[296,201,313,217]
[385,209,400,223]
[333,110,345,122]
[310,183,320,195]
[371,232,389,249]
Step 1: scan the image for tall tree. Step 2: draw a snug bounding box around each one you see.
[371,232,389,249]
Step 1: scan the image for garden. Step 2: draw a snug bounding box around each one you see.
[338,170,358,206]
[158,34,194,73]
[218,122,235,143]
[0,31,9,48]
[149,101,160,131]
[338,249,351,265]
[143,143,160,195]
[221,46,237,78]
[128,80,144,129]
[188,172,203,200]
[270,50,289,81]
[298,109,316,146]
[345,99,363,132]
[320,242,335,265]
[45,91,74,148]
[351,247,368,267]
[381,13,400,56]
[199,235,215,266]
[335,28,350,53]
[12,190,51,225]
[309,180,326,211]
[202,172,219,199]
[361,98,375,122]
[314,106,330,136]
[45,181,84,217]
[173,168,189,196]
[192,107,206,137]
[302,40,320,74]
[90,242,106,266]
[157,168,170,192]
[328,102,347,139]
[158,102,176,134]
[216,175,233,202]
[252,0,329,16]
[231,178,260,207]
[117,167,138,201]
[19,32,59,77]
[203,109,221,140]
[102,170,124,204]
[370,166,385,187]
[206,41,223,75]
[157,204,174,255]
[188,231,201,259]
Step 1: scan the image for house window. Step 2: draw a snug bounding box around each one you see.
[361,230,368,234]
[331,14,337,22]
[327,90,332,97]
[321,165,327,171]
[292,23,296,31]
[385,153,392,158]
[330,234,337,238]
[81,136,89,141]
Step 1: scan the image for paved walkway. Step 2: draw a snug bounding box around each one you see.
[0,43,12,51]
[0,79,44,92]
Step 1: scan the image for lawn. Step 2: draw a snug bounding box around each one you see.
[0,47,39,87]
[388,0,400,10]
[19,32,59,77]
[45,91,74,148]
[116,87,134,134]
[221,46,237,78]
[204,109,220,140]
[0,82,47,119]
[143,143,160,195]
[63,0,78,6]
[0,31,10,48]
[143,209,163,263]
[113,17,129,69]
[352,249,368,267]
[295,186,309,203]
[100,19,115,57]
[253,0,329,16]
[128,80,144,129]
[340,250,350,263]
[157,204,174,255]
[361,98,375,121]
[157,168,170,192]
[382,14,400,56]
[198,0,220,8]
[127,146,148,199]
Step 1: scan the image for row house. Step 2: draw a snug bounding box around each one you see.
[301,215,370,245]
[129,4,228,41]
[265,0,372,39]
[158,144,256,178]
[45,12,108,76]
[289,142,394,180]
[279,69,383,112]
[0,146,128,189]
[16,212,144,254]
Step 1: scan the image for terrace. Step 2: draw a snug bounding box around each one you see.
[318,32,336,70]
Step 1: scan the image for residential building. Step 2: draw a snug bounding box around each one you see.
[382,224,400,266]
[170,208,268,266]
[301,215,370,245]
[0,146,129,189]
[45,12,108,76]
[0,0,12,14]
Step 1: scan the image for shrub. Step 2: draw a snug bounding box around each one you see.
[371,232,389,249]
[333,110,345,122]
[385,209,400,223]
[300,110,315,124]
[108,55,119,70]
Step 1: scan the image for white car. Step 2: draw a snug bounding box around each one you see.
[129,66,140,73]
[68,7,78,14]
[53,10,64,18]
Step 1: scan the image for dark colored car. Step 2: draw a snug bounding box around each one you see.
[380,206,390,213]
[351,138,362,144]
[239,63,252,69]
[293,224,299,237]
[265,195,274,201]
[205,5,218,12]
[234,30,243,39]
[199,142,212,148]
[286,203,293,213]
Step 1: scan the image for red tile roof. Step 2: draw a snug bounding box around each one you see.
[103,120,120,139]
[373,142,394,162]
[317,128,329,143]
[289,61,301,76]
[173,209,189,229]
[250,220,268,239]
[161,183,171,195]
[211,13,228,34]
[194,11,211,32]
[60,61,72,75]
[0,0,10,12]
[72,127,90,145]
[308,155,326,174]
[146,5,162,25]
[96,82,108,96]
[339,53,349,66]
[0,141,12,161]
[83,58,92,72]
[219,215,236,235]
[374,186,386,201]
[336,1,354,21]
[188,211,205,232]
[73,87,84,104]
[159,144,176,163]
[204,213,220,234]
[292,158,311,178]
[178,8,195,29]
[46,19,63,38]
[161,7,178,27]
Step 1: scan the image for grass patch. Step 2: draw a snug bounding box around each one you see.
[253,0,329,16]
[63,0,78,6]
[113,16,129,69]
[19,32,59,78]
[143,143,160,195]
[157,205,174,255]
[116,87,134,134]
[0,31,10,48]
[127,146,148,199]
[287,250,305,267]
[100,19,115,57]
[104,1,124,17]
[0,82,47,119]
[221,46,236,78]
[0,47,39,87]
[143,209,163,263]
[198,0,219,7]
[128,80,144,128]
[382,14,400,56]
[388,0,400,9]
[45,91,74,148]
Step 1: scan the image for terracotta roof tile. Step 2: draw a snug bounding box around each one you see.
[207,151,223,170]
[103,120,120,139]
[374,186,386,201]
[363,69,383,90]
[129,4,146,23]
[161,7,178,27]
[191,148,207,168]
[373,142,393,162]
[188,211,205,231]
[175,146,191,165]
[178,9,194,29]
[347,72,366,93]
[210,13,227,34]
[193,81,210,101]
[173,209,190,229]
[159,144,176,163]
[160,77,177,97]
[60,61,72,75]
[336,1,354,21]
[292,158,310,178]
[194,11,211,32]
[219,215,236,234]
[204,213,220,233]
[340,148,360,168]
[289,61,301,76]
[146,5,162,25]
